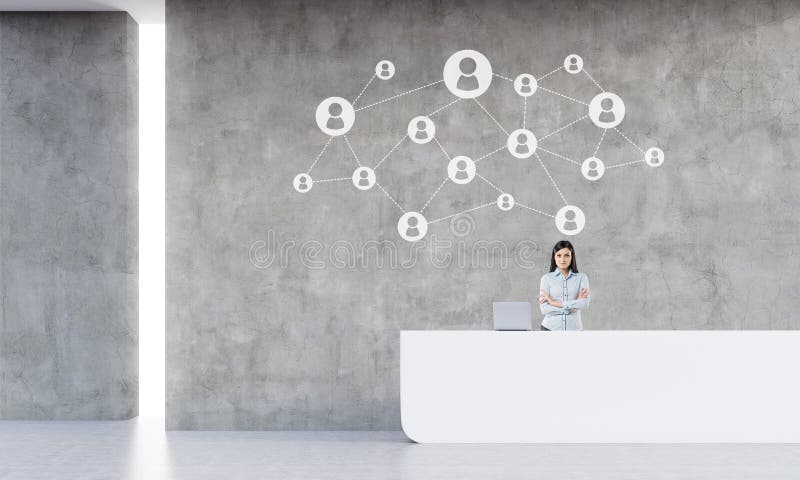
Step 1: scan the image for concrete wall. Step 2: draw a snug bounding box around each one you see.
[0,13,138,419]
[167,0,800,429]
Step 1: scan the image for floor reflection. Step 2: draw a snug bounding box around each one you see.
[0,418,798,479]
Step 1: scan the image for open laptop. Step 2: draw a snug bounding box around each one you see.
[492,302,533,331]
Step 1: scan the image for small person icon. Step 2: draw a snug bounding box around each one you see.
[507,129,537,158]
[587,160,599,178]
[563,209,578,231]
[643,147,664,167]
[406,216,420,238]
[581,157,605,181]
[456,57,480,91]
[397,212,428,241]
[379,62,390,78]
[298,176,309,191]
[455,159,469,180]
[599,98,616,123]
[326,102,345,130]
[351,167,376,190]
[408,116,436,144]
[358,170,370,187]
[415,120,428,140]
[520,76,532,94]
[568,57,579,72]
[515,133,530,155]
[501,195,511,209]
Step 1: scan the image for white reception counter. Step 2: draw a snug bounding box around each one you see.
[400,330,800,443]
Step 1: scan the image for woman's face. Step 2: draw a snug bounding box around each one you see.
[554,248,572,270]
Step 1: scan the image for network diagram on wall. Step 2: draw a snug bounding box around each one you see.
[293,50,664,242]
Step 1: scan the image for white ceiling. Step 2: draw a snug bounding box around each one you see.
[0,0,164,24]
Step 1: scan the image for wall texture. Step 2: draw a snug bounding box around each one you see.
[0,13,138,419]
[167,0,800,429]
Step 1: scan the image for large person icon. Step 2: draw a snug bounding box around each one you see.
[315,97,355,136]
[589,92,625,129]
[443,50,493,99]
[555,205,586,235]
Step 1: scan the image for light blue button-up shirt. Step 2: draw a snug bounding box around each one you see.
[539,269,590,330]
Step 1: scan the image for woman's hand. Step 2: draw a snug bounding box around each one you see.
[539,289,555,305]
[578,288,589,300]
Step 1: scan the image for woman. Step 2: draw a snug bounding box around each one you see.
[539,240,590,331]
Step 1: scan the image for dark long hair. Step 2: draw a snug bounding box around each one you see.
[549,240,579,273]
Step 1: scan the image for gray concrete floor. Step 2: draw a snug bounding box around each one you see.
[0,418,799,479]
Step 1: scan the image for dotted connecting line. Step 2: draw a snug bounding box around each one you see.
[613,127,646,154]
[373,134,407,170]
[428,98,461,117]
[355,79,443,112]
[534,150,568,205]
[376,182,405,213]
[523,96,527,129]
[516,202,556,218]
[420,177,449,213]
[433,137,451,161]
[538,86,589,106]
[539,148,582,167]
[593,128,607,157]
[539,114,590,141]
[306,136,334,174]
[583,69,604,92]
[343,135,362,166]
[316,177,350,183]
[475,145,507,163]
[352,74,376,106]
[537,147,582,166]
[537,66,563,82]
[475,172,503,193]
[606,159,645,169]
[493,73,514,83]
[473,98,510,136]
[429,202,496,224]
